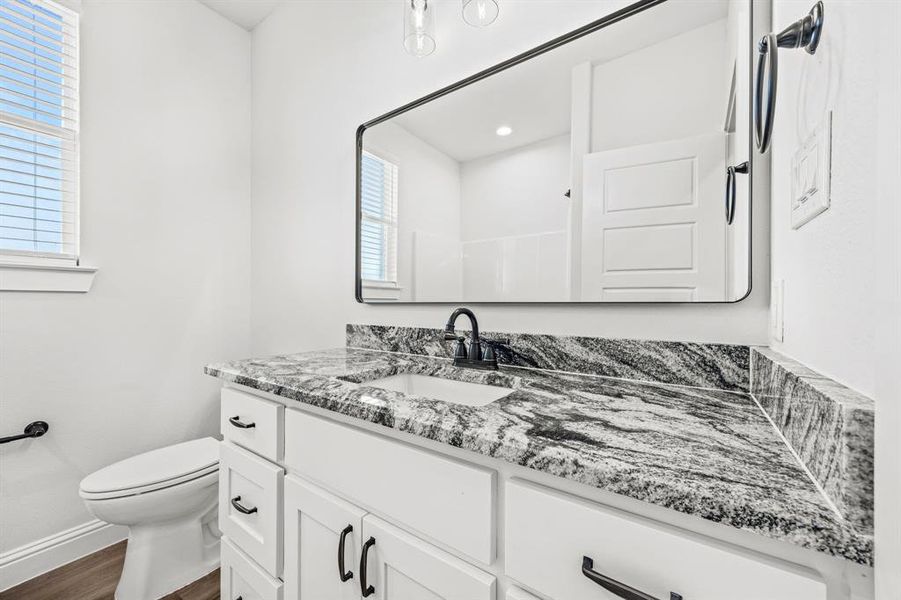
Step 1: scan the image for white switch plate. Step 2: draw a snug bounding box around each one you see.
[771,279,784,342]
[791,112,832,229]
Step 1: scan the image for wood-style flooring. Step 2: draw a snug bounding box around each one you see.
[0,541,219,600]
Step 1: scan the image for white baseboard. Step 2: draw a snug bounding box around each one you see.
[0,519,127,592]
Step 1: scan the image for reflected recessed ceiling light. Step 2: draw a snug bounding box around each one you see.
[496,126,513,136]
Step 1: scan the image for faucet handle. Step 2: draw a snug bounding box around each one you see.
[483,344,496,362]
[452,337,468,359]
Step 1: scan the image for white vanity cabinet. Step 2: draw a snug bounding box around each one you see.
[218,385,845,600]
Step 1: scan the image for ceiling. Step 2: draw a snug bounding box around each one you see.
[198,0,281,30]
[385,1,728,163]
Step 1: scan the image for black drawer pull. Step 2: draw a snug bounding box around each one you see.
[582,556,682,600]
[230,496,258,515]
[229,416,256,429]
[338,524,354,582]
[360,536,376,597]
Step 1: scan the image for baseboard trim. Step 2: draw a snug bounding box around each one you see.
[0,519,127,591]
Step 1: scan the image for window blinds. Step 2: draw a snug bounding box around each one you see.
[0,0,79,260]
[360,152,398,284]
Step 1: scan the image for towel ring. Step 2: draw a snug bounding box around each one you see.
[754,1,825,153]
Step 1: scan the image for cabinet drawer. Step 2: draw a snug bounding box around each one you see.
[221,537,283,600]
[284,410,496,564]
[219,442,284,577]
[505,480,826,600]
[221,387,283,462]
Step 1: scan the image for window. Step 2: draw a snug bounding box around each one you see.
[360,151,398,286]
[0,0,79,264]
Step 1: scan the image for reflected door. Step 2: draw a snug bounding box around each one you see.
[580,132,727,301]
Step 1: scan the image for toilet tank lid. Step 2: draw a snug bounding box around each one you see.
[80,437,219,494]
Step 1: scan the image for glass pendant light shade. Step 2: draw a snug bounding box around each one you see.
[404,0,436,57]
[462,0,499,27]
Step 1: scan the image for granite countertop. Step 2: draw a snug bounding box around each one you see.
[205,347,872,565]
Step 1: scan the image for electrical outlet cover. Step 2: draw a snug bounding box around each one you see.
[791,112,832,229]
[771,280,784,342]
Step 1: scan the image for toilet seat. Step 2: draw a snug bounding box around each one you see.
[79,437,219,501]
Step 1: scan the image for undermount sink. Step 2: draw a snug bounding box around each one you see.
[363,373,513,406]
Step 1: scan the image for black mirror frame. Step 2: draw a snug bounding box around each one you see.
[355,0,755,305]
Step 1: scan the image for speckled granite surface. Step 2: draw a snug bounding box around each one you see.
[205,347,872,565]
[347,324,751,392]
[751,348,875,534]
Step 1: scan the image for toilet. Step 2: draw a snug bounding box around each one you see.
[79,438,221,600]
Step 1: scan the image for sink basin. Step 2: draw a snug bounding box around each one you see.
[363,373,513,406]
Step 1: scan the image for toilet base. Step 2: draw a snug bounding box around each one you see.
[115,505,220,600]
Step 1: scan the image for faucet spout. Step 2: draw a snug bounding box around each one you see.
[445,307,480,343]
[444,307,490,365]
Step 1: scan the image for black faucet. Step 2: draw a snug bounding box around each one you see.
[444,307,504,370]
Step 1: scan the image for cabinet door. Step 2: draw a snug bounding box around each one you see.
[359,515,495,600]
[284,475,367,600]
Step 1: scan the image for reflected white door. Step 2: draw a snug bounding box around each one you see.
[580,132,726,301]
[284,476,366,600]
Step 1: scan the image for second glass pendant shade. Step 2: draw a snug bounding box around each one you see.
[462,0,499,27]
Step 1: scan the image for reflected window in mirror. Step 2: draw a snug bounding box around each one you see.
[360,151,400,299]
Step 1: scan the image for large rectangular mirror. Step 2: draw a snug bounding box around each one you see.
[357,0,753,303]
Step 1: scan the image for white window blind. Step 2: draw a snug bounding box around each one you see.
[360,151,398,284]
[0,0,79,261]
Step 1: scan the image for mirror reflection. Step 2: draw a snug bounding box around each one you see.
[358,0,751,303]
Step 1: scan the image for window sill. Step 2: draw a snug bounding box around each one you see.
[362,281,403,301]
[0,263,97,292]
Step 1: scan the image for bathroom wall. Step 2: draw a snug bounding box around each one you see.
[459,134,570,301]
[769,0,881,397]
[250,0,771,356]
[460,134,570,242]
[0,0,251,582]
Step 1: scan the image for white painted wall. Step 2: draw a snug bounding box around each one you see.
[590,19,728,153]
[769,0,879,397]
[460,134,570,242]
[459,134,570,301]
[364,122,461,301]
[250,0,770,355]
[874,0,901,593]
[0,0,251,578]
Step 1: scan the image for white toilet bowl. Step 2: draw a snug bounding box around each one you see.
[80,438,221,600]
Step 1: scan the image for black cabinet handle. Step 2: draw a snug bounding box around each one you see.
[582,556,682,600]
[725,161,749,225]
[230,496,258,515]
[360,536,376,597]
[338,524,354,582]
[229,416,256,429]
